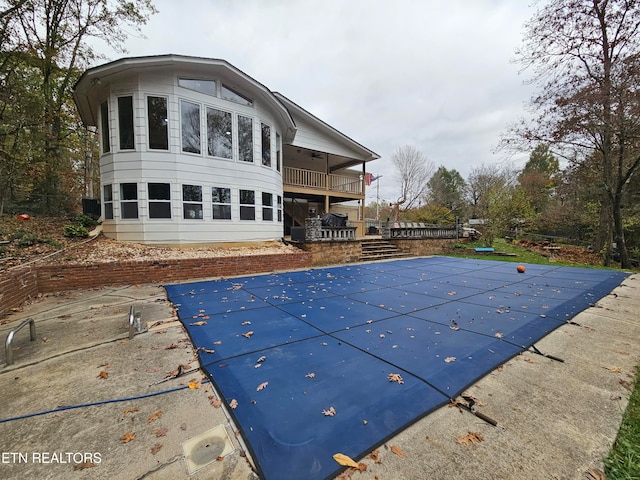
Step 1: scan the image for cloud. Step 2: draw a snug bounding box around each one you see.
[112,0,537,201]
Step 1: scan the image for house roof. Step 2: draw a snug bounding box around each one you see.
[273,92,380,166]
[73,54,297,143]
[73,54,379,164]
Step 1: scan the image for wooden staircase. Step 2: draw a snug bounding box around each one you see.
[360,238,411,262]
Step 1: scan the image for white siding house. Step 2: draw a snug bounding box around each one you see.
[73,55,379,244]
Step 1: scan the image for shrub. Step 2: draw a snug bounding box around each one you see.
[64,224,89,238]
[74,214,99,228]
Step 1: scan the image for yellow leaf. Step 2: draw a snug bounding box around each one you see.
[120,431,136,443]
[333,453,359,468]
[190,321,207,326]
[147,410,162,423]
[188,380,201,389]
[97,370,109,379]
[391,445,407,457]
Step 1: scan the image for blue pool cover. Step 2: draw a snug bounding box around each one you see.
[164,257,628,480]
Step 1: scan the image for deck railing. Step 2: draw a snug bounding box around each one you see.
[283,167,362,195]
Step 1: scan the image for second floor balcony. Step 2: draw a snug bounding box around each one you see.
[283,166,363,197]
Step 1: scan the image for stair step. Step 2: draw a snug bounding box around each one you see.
[360,238,411,261]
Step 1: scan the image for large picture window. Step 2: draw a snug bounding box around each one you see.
[262,192,273,221]
[100,101,110,153]
[206,107,232,159]
[148,183,171,219]
[212,187,231,220]
[239,189,255,220]
[238,115,253,162]
[148,96,168,150]
[183,185,203,219]
[103,185,113,220]
[120,183,138,219]
[118,96,134,150]
[181,100,201,154]
[261,123,271,167]
[179,78,217,96]
[221,84,253,106]
[277,195,282,222]
[276,133,281,172]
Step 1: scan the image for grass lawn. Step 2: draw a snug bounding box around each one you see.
[441,238,639,478]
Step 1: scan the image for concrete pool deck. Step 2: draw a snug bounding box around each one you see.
[0,264,638,480]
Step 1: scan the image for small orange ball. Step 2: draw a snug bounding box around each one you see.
[516,265,526,273]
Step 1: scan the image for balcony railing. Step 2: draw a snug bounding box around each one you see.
[283,167,362,195]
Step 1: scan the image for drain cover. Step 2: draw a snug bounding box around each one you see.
[183,424,235,474]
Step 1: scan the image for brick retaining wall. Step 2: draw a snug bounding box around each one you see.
[0,265,39,317]
[1,252,312,317]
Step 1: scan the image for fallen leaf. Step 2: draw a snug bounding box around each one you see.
[494,332,504,338]
[97,362,110,368]
[608,366,623,373]
[456,431,484,447]
[123,407,139,415]
[333,453,359,468]
[585,467,606,480]
[73,461,96,470]
[620,379,632,391]
[444,357,456,363]
[256,355,266,363]
[196,347,216,354]
[165,343,179,350]
[391,445,407,457]
[614,350,630,355]
[213,340,222,345]
[229,399,238,409]
[242,331,254,339]
[368,449,381,464]
[254,363,262,368]
[97,370,109,379]
[150,443,163,455]
[147,411,162,423]
[151,427,168,437]
[305,372,316,378]
[120,431,136,443]
[322,406,337,416]
[449,326,460,331]
[256,381,268,391]
[388,373,404,384]
[208,395,222,408]
[188,380,201,389]
[190,321,207,326]
[241,321,252,325]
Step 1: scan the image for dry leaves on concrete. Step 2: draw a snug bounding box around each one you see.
[456,431,484,447]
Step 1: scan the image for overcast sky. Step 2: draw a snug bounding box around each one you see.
[106,0,538,204]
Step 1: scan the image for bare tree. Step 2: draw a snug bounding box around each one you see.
[390,145,434,220]
[503,0,640,268]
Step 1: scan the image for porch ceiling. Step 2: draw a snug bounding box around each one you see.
[283,145,368,173]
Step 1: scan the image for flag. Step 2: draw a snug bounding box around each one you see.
[365,173,374,186]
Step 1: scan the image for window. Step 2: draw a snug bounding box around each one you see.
[276,133,281,172]
[212,187,231,220]
[181,100,201,154]
[221,83,253,106]
[183,185,203,219]
[100,101,110,153]
[262,192,273,221]
[148,96,168,150]
[261,123,271,167]
[238,115,253,162]
[206,107,232,159]
[148,183,171,219]
[103,185,113,220]
[120,183,138,219]
[179,78,217,96]
[239,189,255,220]
[118,96,134,150]
[277,195,282,222]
